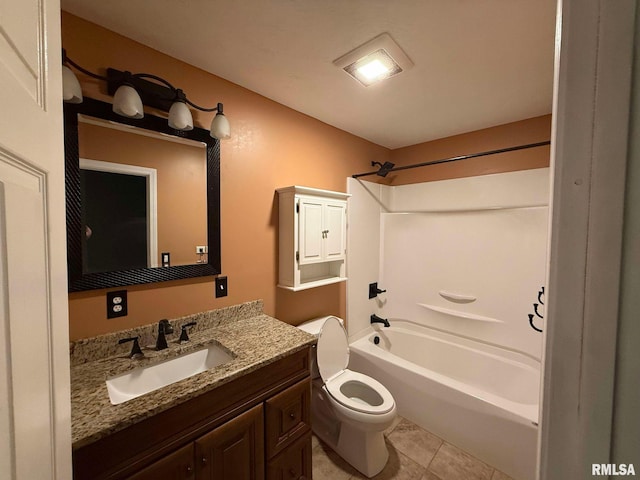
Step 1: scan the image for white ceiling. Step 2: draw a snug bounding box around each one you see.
[61,0,557,149]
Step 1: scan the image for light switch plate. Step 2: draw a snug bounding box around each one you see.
[215,276,228,298]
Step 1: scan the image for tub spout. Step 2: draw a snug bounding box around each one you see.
[371,314,390,328]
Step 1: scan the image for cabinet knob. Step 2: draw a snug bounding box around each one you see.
[201,456,207,465]
[289,412,295,419]
[186,464,193,473]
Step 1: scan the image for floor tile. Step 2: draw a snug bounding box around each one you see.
[428,443,493,480]
[491,470,514,480]
[387,418,443,468]
[349,440,426,480]
[312,441,357,480]
[311,433,320,450]
[419,470,443,480]
[384,414,404,437]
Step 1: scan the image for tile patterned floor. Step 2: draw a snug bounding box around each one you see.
[311,417,516,480]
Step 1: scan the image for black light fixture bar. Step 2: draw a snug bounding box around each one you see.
[353,140,551,179]
[62,49,222,113]
[105,68,220,113]
[106,68,177,112]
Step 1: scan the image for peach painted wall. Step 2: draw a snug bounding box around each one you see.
[63,12,390,340]
[63,12,551,340]
[79,122,207,266]
[387,115,551,185]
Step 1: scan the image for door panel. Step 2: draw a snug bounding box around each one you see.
[298,199,323,264]
[0,0,71,478]
[195,404,264,480]
[0,178,52,479]
[128,443,195,480]
[324,203,346,260]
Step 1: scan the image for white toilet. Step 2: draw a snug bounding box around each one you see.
[298,316,397,478]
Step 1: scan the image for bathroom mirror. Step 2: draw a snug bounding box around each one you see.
[64,97,221,291]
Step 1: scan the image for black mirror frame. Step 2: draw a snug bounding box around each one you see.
[64,97,221,292]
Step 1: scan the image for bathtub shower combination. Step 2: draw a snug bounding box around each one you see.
[346,170,550,480]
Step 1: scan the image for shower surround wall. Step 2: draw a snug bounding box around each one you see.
[346,168,550,359]
[346,169,549,479]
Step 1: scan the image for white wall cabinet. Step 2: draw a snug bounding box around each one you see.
[277,186,350,291]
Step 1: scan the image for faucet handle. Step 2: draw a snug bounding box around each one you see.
[118,336,144,359]
[179,322,197,343]
[158,318,173,334]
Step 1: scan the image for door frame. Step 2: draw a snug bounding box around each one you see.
[539,0,637,478]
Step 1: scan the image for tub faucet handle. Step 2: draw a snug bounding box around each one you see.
[370,314,390,328]
[368,282,387,299]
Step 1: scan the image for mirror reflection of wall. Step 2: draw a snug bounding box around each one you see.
[78,116,207,271]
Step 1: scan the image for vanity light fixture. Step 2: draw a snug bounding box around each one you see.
[333,33,414,87]
[61,49,231,139]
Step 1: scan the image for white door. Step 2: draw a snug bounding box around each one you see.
[0,0,72,479]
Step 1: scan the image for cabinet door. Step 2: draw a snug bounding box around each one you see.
[266,433,312,480]
[128,444,195,480]
[195,404,264,480]
[298,198,324,264]
[265,378,311,458]
[323,202,346,260]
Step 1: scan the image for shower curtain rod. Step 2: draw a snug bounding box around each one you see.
[352,140,551,179]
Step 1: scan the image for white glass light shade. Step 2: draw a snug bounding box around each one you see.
[62,65,83,103]
[210,113,230,140]
[168,101,194,131]
[113,84,144,119]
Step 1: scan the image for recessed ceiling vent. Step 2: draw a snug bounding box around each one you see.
[333,33,414,87]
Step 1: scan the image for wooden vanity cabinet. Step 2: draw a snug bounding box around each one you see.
[127,444,195,480]
[195,404,264,480]
[73,347,312,480]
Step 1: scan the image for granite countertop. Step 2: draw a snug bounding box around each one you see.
[70,301,315,449]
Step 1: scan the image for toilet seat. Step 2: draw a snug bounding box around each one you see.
[325,370,395,414]
[317,316,395,415]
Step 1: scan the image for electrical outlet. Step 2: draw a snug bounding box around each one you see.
[107,290,128,319]
[215,276,228,298]
[162,252,170,267]
[196,245,208,254]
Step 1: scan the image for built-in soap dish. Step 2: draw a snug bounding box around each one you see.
[438,290,476,304]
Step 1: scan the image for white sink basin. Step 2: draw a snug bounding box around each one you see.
[106,344,234,405]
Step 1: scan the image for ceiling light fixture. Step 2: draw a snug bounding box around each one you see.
[61,49,230,139]
[334,33,413,87]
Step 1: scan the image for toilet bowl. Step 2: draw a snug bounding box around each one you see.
[298,316,396,478]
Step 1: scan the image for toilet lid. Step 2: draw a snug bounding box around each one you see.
[317,316,349,383]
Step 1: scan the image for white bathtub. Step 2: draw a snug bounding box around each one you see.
[348,321,540,480]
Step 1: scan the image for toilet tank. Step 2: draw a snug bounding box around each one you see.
[297,315,344,379]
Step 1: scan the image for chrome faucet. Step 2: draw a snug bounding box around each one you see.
[156,319,174,350]
[370,314,390,328]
